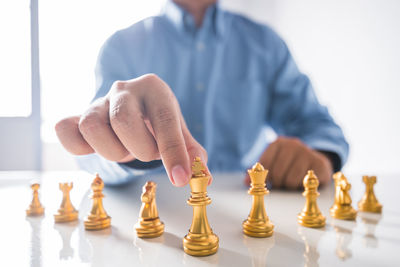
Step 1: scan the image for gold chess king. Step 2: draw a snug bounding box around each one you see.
[183,157,219,256]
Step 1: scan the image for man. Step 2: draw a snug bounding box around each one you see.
[55,0,348,189]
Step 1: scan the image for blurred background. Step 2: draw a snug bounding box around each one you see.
[0,0,399,175]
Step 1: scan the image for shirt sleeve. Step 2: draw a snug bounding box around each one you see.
[75,32,162,185]
[266,31,349,170]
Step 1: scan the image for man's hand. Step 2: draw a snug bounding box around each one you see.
[245,137,333,189]
[55,74,207,187]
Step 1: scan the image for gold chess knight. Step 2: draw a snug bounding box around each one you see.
[358,175,382,213]
[242,162,274,237]
[183,157,219,256]
[54,182,78,223]
[297,170,326,228]
[26,183,45,216]
[135,181,165,238]
[330,172,357,220]
[84,174,111,230]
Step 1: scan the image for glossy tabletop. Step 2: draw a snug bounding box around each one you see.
[0,171,399,267]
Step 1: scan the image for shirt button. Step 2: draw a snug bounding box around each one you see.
[196,82,204,92]
[196,42,205,52]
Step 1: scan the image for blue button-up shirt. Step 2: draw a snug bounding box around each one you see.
[77,1,349,184]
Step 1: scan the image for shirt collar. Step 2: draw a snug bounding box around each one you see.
[163,0,225,38]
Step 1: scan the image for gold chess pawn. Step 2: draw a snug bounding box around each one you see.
[135,181,164,238]
[330,172,357,220]
[297,170,326,228]
[26,183,45,216]
[242,162,274,237]
[84,174,111,230]
[183,157,219,256]
[54,182,79,223]
[358,176,382,213]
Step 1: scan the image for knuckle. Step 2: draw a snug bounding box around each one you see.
[55,118,70,133]
[159,139,185,157]
[155,106,177,126]
[78,112,103,135]
[112,80,127,91]
[290,137,302,146]
[109,99,140,130]
[141,73,162,84]
[109,102,128,126]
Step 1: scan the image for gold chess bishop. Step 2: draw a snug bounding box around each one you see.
[135,181,165,238]
[183,157,219,256]
[358,175,382,213]
[297,170,326,228]
[54,182,79,223]
[242,162,274,237]
[84,174,111,230]
[330,172,357,220]
[26,183,45,216]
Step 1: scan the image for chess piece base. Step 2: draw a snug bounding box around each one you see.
[84,216,111,230]
[297,212,326,228]
[183,232,219,256]
[54,210,79,223]
[242,218,274,238]
[26,207,45,216]
[358,202,382,213]
[330,205,357,220]
[135,218,164,238]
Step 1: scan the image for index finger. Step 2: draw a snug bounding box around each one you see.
[142,76,190,187]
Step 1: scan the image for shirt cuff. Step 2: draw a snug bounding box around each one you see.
[119,159,163,170]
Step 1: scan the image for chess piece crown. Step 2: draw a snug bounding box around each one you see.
[183,157,219,256]
[84,174,111,230]
[26,183,45,216]
[358,176,382,213]
[54,182,78,223]
[330,172,357,220]
[135,181,164,238]
[242,162,274,237]
[297,170,326,228]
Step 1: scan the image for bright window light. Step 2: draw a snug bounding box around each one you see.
[40,0,165,142]
[0,0,31,117]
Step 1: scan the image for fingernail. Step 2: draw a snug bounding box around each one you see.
[171,165,188,187]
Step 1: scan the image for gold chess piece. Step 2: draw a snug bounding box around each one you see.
[84,174,111,230]
[135,181,165,238]
[297,170,326,228]
[183,157,219,256]
[242,162,274,237]
[26,183,45,216]
[330,172,357,220]
[358,176,382,213]
[54,182,79,223]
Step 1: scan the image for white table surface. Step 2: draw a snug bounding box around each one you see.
[0,171,399,267]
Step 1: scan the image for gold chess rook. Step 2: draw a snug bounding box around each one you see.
[358,175,382,213]
[183,157,219,256]
[54,182,78,223]
[330,172,357,220]
[297,170,326,228]
[135,181,164,238]
[84,174,111,230]
[242,162,274,238]
[26,183,45,216]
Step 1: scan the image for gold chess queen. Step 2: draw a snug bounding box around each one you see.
[242,162,274,237]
